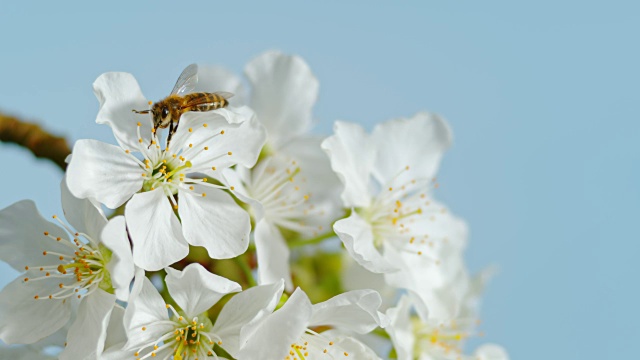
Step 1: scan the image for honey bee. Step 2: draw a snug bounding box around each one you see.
[132,63,233,146]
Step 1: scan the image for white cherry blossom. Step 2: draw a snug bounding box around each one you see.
[238,288,387,360]
[66,72,266,270]
[322,114,466,288]
[122,264,284,360]
[386,293,508,360]
[223,155,337,291]
[0,181,134,359]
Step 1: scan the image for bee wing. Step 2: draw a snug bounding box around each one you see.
[213,91,235,99]
[171,63,198,95]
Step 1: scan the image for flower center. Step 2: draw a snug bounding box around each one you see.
[141,152,192,194]
[412,317,479,359]
[26,216,112,301]
[134,305,223,360]
[124,122,233,209]
[357,165,447,258]
[245,157,325,235]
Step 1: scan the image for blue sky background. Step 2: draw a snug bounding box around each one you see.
[0,1,638,358]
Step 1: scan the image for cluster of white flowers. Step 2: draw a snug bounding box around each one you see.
[0,51,508,360]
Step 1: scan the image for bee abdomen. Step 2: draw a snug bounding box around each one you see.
[183,92,228,112]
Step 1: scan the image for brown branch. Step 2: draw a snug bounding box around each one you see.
[0,112,71,171]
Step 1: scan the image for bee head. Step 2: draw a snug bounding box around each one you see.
[151,102,172,130]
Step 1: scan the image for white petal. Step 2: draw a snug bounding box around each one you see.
[59,289,115,360]
[245,51,318,148]
[0,200,74,272]
[193,65,247,106]
[384,244,468,319]
[0,272,72,344]
[168,111,236,157]
[123,269,172,351]
[371,112,452,185]
[310,290,388,333]
[66,140,142,209]
[164,263,241,318]
[178,186,250,259]
[212,280,284,357]
[254,220,292,291]
[385,295,414,360]
[32,318,69,348]
[318,330,382,359]
[101,345,133,360]
[474,344,510,360]
[412,265,470,320]
[60,178,108,240]
[0,347,56,360]
[220,167,263,219]
[172,108,266,173]
[341,255,397,309]
[104,304,127,351]
[237,288,312,360]
[321,121,375,208]
[194,109,266,171]
[126,190,189,271]
[100,216,134,301]
[93,72,152,150]
[333,211,398,273]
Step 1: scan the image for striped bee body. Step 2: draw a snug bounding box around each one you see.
[182,92,229,112]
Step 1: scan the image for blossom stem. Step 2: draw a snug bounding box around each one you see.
[288,231,336,248]
[0,111,71,171]
[233,254,257,287]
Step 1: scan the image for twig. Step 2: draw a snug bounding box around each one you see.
[0,112,71,171]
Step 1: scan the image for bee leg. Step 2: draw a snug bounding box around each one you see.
[166,120,176,148]
[173,121,180,136]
